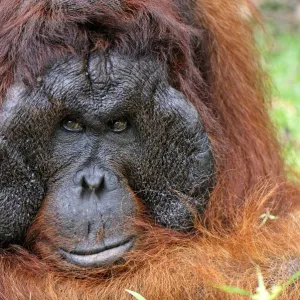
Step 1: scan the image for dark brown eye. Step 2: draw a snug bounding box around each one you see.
[62,119,84,132]
[108,119,128,133]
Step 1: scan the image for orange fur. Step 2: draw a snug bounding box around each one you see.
[0,0,299,299]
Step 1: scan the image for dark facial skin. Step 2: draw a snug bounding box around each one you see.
[0,52,214,267]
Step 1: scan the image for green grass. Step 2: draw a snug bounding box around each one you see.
[218,268,300,300]
[259,30,300,172]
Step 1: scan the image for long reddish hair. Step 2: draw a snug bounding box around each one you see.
[0,0,299,299]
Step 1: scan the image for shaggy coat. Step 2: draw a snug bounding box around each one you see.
[0,0,299,299]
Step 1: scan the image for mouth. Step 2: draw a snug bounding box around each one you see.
[59,238,134,267]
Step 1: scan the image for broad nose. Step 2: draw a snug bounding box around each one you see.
[81,174,104,191]
[75,168,105,192]
[74,167,121,198]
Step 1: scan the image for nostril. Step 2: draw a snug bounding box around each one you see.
[81,177,90,190]
[81,174,105,191]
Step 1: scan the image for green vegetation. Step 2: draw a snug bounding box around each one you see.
[256,1,300,172]
[125,269,300,300]
[126,289,147,300]
[260,29,300,172]
[218,268,300,300]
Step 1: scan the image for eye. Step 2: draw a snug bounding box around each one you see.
[108,118,128,133]
[62,119,84,132]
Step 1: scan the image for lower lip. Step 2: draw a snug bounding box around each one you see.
[59,239,134,267]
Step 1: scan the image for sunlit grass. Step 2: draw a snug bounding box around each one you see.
[126,289,147,300]
[217,268,300,300]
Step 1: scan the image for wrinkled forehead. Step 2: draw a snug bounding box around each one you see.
[3,51,199,127]
[42,52,166,103]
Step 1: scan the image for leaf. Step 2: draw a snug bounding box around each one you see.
[283,270,300,288]
[217,285,252,296]
[125,289,147,300]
